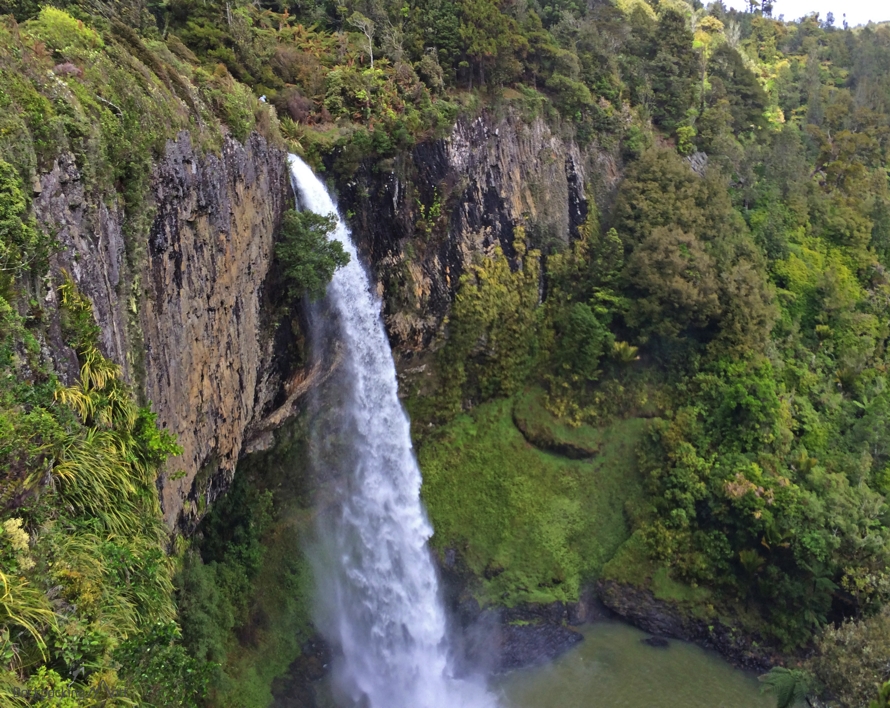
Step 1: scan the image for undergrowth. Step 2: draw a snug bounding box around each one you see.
[419,396,646,607]
[177,414,316,708]
[0,275,211,704]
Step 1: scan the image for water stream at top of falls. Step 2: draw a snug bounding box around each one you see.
[288,155,497,708]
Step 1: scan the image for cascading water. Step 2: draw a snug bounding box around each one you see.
[288,155,497,708]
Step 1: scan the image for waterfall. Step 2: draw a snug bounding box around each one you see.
[288,155,497,708]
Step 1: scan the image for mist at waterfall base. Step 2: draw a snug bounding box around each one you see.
[288,155,498,708]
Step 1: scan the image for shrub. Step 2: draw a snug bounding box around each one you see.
[544,73,593,117]
[26,7,104,58]
[197,67,258,143]
[809,606,890,708]
[438,236,542,413]
[115,622,215,706]
[275,210,349,302]
[0,159,48,289]
[759,667,811,708]
[551,302,614,383]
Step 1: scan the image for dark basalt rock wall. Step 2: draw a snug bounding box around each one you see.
[598,579,783,673]
[334,112,620,363]
[33,130,294,528]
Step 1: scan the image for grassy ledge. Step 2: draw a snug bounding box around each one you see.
[419,394,647,607]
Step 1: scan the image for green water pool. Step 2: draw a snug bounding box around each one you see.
[312,619,783,708]
[494,620,777,708]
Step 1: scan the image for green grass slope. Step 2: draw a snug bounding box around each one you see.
[419,394,647,607]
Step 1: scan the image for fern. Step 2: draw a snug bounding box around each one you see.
[760,667,812,708]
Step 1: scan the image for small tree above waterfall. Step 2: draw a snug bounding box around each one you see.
[276,210,350,301]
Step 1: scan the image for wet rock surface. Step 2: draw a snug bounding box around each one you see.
[440,551,607,675]
[598,579,781,673]
[642,636,670,648]
[450,597,588,675]
[489,608,585,673]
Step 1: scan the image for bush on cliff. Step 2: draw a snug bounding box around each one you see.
[0,159,48,295]
[276,209,349,302]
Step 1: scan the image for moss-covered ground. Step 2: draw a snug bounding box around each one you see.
[602,531,711,606]
[512,387,605,456]
[419,392,647,607]
[601,529,773,640]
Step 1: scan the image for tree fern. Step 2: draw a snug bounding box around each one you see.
[760,667,811,708]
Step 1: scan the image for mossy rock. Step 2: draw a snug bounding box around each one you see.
[512,387,602,459]
[600,531,711,606]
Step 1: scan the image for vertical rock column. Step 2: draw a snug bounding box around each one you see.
[143,132,289,526]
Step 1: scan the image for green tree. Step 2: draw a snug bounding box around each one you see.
[612,149,734,246]
[439,237,541,412]
[707,44,768,132]
[551,302,613,382]
[809,605,890,708]
[348,11,376,67]
[708,233,777,354]
[275,210,350,302]
[457,0,526,86]
[622,226,721,339]
[648,9,699,130]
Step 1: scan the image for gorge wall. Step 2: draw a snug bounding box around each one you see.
[33,130,291,528]
[337,112,620,364]
[28,109,617,530]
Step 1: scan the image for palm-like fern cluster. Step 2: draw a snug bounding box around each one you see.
[0,276,208,705]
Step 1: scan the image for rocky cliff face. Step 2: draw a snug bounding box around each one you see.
[29,112,618,529]
[337,112,620,363]
[34,131,291,527]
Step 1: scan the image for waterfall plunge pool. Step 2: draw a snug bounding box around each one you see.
[495,620,775,708]
[315,618,782,708]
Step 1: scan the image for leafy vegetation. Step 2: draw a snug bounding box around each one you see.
[871,682,890,708]
[385,3,890,704]
[0,14,257,697]
[275,209,350,302]
[760,667,812,708]
[437,235,542,416]
[809,605,890,708]
[0,275,210,703]
[2,0,890,704]
[176,415,316,708]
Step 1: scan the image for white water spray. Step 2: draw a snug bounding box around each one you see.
[288,155,497,708]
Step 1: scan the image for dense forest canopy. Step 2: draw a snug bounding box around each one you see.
[0,0,890,704]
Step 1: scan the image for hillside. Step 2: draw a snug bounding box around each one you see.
[0,0,889,706]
